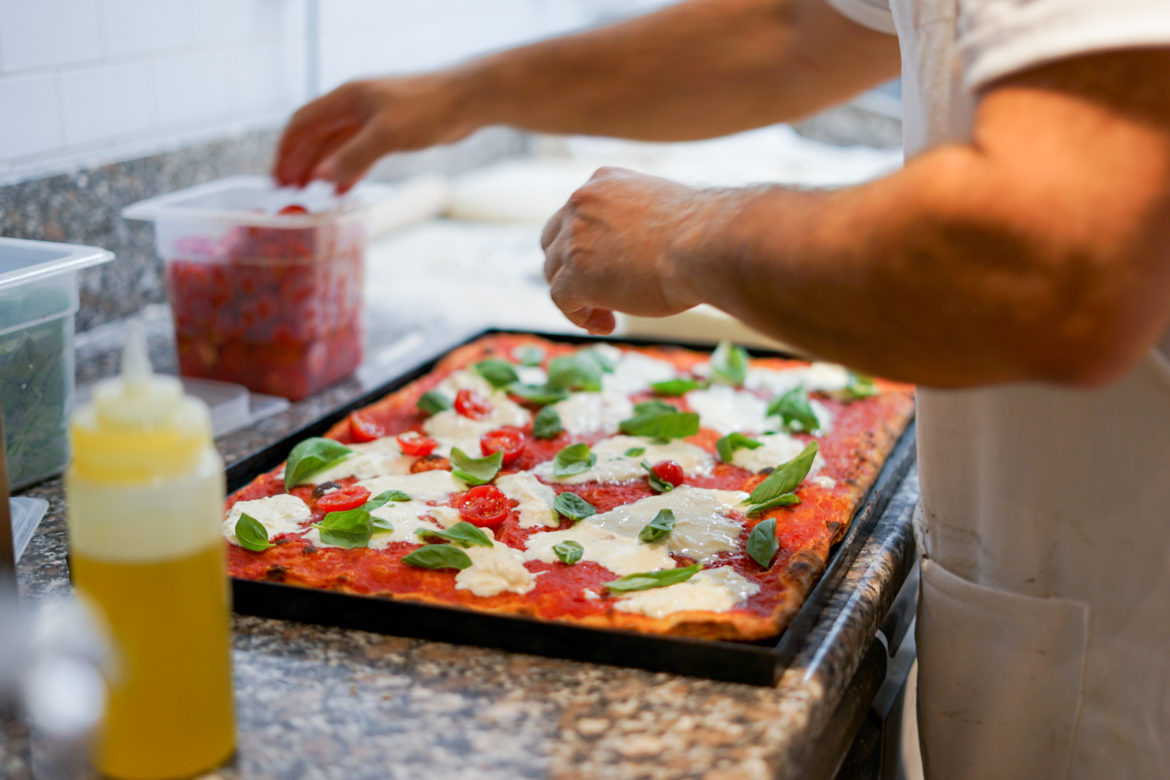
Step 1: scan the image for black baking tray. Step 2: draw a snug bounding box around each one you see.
[226,328,916,686]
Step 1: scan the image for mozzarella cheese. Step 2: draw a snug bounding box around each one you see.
[355,470,464,503]
[365,501,448,548]
[552,390,635,436]
[294,436,414,485]
[535,435,714,485]
[587,486,748,563]
[685,385,769,435]
[223,494,311,543]
[602,352,679,394]
[422,393,531,457]
[455,541,537,597]
[495,472,559,528]
[613,566,760,618]
[515,365,547,385]
[746,362,851,395]
[524,522,675,576]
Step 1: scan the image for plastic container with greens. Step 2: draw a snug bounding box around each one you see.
[0,238,113,490]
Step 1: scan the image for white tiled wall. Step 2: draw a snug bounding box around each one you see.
[0,0,666,182]
[0,0,308,181]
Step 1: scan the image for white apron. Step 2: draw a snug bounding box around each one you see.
[826,0,1170,775]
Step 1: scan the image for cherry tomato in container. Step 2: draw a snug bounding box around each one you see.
[454,389,492,420]
[480,427,525,466]
[397,431,439,457]
[277,204,309,215]
[650,460,685,487]
[458,485,511,528]
[348,411,384,443]
[316,484,371,513]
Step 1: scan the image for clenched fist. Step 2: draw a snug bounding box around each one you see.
[541,167,714,334]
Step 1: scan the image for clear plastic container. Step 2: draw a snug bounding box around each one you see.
[0,237,113,490]
[124,176,391,400]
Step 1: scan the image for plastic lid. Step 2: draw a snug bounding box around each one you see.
[71,325,213,483]
[0,237,113,293]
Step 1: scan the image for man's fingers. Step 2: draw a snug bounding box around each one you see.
[582,308,616,335]
[312,121,388,191]
[541,205,567,253]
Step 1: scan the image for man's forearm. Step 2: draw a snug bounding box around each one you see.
[448,0,898,141]
[683,71,1170,389]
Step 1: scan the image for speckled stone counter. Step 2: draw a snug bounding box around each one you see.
[3,307,919,780]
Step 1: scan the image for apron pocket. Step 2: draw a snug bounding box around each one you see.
[917,557,1089,780]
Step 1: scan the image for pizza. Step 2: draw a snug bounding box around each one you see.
[224,333,914,641]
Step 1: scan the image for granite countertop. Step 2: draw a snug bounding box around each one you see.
[3,222,920,779]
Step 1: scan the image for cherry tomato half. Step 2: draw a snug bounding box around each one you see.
[454,389,492,420]
[348,411,384,443]
[278,204,309,215]
[480,427,525,466]
[650,460,685,487]
[397,431,439,457]
[316,484,371,513]
[458,485,511,528]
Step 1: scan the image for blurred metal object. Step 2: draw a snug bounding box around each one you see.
[0,394,17,592]
[0,595,107,779]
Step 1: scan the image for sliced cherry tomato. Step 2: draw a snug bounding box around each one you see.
[454,389,492,420]
[348,411,384,443]
[650,460,686,487]
[397,431,439,457]
[480,427,525,466]
[278,204,309,215]
[458,485,511,528]
[316,484,371,513]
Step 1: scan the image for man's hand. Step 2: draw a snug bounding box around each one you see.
[541,167,712,334]
[272,74,471,193]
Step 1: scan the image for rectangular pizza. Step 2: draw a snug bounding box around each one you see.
[224,333,914,641]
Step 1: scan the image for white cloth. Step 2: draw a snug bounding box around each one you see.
[824,0,1170,777]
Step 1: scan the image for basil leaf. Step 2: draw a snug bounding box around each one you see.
[415,521,493,548]
[586,346,618,373]
[844,372,878,400]
[417,390,452,416]
[371,517,394,532]
[402,544,473,570]
[633,399,676,415]
[747,517,779,568]
[640,460,674,494]
[472,359,520,389]
[746,492,802,517]
[235,513,273,552]
[362,490,411,512]
[284,437,353,490]
[450,447,503,486]
[605,563,702,593]
[624,447,646,457]
[716,432,763,464]
[710,340,749,386]
[533,405,563,439]
[553,491,597,521]
[553,443,596,478]
[744,441,818,506]
[638,508,676,543]
[514,345,546,366]
[506,382,569,406]
[553,540,584,565]
[547,351,607,392]
[312,508,373,549]
[650,378,701,396]
[619,406,700,442]
[767,386,820,433]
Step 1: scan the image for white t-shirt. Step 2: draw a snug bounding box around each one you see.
[823,1,1170,777]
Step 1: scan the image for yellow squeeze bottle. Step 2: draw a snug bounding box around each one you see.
[66,325,235,779]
